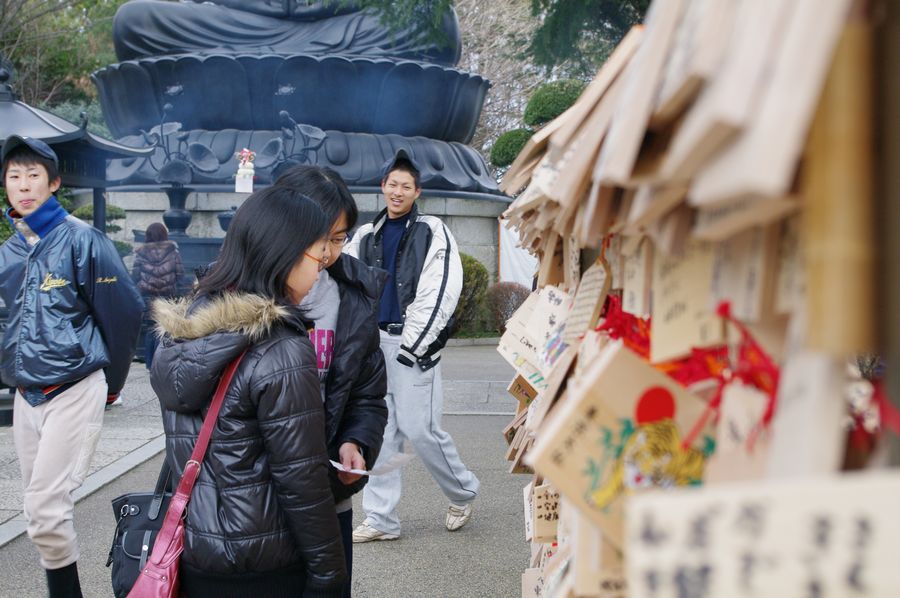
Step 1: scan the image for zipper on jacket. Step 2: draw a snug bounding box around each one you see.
[14,247,34,379]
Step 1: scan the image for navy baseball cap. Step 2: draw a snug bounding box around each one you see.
[380,148,420,181]
[1,135,59,166]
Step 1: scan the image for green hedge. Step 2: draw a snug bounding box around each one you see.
[71,202,128,222]
[523,80,586,127]
[72,202,133,257]
[490,128,533,168]
[72,202,128,235]
[451,253,489,336]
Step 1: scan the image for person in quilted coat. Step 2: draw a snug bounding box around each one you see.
[131,223,183,368]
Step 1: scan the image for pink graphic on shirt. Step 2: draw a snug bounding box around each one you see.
[311,328,335,378]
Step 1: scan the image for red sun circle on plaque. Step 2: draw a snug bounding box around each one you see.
[635,386,676,425]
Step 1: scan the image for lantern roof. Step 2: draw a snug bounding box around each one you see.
[0,67,151,187]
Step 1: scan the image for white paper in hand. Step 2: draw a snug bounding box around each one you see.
[329,460,369,476]
[329,452,416,477]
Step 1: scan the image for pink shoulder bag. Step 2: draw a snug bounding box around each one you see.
[127,351,246,598]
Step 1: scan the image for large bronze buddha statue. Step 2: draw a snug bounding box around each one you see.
[113,0,462,66]
[94,0,499,195]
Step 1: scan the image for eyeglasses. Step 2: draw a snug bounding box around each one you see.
[329,236,349,247]
[304,251,325,265]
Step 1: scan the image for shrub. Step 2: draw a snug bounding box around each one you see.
[523,80,586,127]
[41,101,112,139]
[486,282,531,334]
[0,189,11,244]
[451,253,489,336]
[72,203,128,234]
[113,240,133,258]
[72,202,133,257]
[490,128,533,168]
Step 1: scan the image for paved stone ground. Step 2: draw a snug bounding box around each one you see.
[0,344,529,597]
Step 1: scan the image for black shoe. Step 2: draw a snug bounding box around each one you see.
[45,562,83,598]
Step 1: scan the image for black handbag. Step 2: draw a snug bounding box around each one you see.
[106,459,172,598]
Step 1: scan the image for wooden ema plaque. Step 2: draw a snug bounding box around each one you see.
[650,240,724,363]
[507,375,538,413]
[626,472,900,598]
[703,382,770,484]
[528,342,711,550]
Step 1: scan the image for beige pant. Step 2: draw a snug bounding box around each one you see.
[13,369,107,569]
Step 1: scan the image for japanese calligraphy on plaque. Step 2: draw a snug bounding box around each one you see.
[622,237,653,318]
[650,240,724,363]
[532,482,561,544]
[703,382,770,484]
[563,258,612,345]
[626,473,900,598]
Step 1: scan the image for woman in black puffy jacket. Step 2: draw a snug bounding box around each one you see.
[149,187,346,598]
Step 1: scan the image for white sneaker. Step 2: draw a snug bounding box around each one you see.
[445,502,473,531]
[105,393,124,410]
[352,522,399,543]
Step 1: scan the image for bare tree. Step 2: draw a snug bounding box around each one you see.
[1,0,115,105]
[456,0,586,180]
[0,0,70,42]
[456,0,544,157]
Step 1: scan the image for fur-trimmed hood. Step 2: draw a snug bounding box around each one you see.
[149,292,309,413]
[153,292,293,343]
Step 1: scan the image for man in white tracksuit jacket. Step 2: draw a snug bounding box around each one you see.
[345,149,480,542]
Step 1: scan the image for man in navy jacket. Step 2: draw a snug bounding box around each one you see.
[0,136,143,597]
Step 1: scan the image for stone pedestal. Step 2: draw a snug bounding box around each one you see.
[105,191,509,279]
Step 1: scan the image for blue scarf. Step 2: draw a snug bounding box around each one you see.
[6,195,68,242]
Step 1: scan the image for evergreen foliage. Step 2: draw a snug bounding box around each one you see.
[490,128,533,168]
[41,100,112,138]
[523,79,584,127]
[72,201,133,256]
[528,0,649,70]
[2,0,122,106]
[452,252,489,336]
[71,201,127,227]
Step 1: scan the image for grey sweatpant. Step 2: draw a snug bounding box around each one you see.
[13,369,107,569]
[362,332,480,535]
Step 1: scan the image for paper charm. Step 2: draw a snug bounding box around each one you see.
[235,148,256,193]
[329,452,415,477]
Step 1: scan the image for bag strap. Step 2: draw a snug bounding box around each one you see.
[175,351,247,498]
[149,350,247,562]
[148,460,172,520]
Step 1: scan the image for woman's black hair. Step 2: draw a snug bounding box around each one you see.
[273,165,358,231]
[197,186,328,303]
